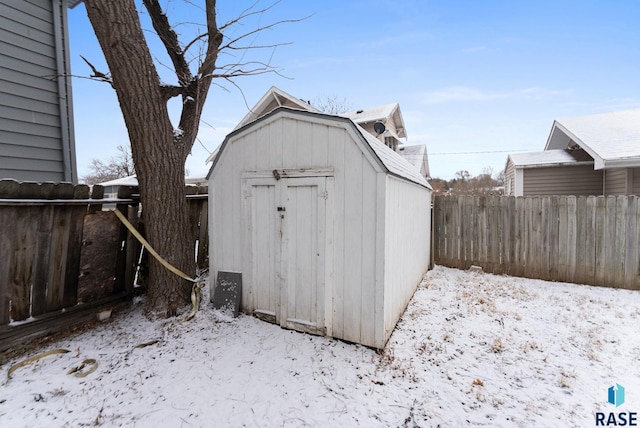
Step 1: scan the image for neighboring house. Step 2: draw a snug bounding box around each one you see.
[205,86,317,164]
[230,86,319,133]
[505,109,640,196]
[98,175,140,199]
[206,87,430,179]
[0,0,78,183]
[342,103,430,179]
[398,143,430,179]
[342,103,406,151]
[98,174,207,199]
[207,107,432,349]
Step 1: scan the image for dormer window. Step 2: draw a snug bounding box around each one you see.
[385,136,398,151]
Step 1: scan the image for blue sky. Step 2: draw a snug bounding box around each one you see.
[68,0,640,180]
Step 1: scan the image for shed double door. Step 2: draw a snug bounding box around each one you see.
[243,176,328,335]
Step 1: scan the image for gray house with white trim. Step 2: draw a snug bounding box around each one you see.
[505,109,640,196]
[0,0,77,183]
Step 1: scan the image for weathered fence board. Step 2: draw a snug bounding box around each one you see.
[0,180,137,351]
[625,197,640,286]
[433,195,640,290]
[1,179,211,352]
[78,210,121,302]
[0,207,15,324]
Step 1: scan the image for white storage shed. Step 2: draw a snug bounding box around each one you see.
[207,107,432,348]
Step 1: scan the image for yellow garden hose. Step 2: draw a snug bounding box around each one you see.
[112,209,205,322]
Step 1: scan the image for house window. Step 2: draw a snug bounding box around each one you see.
[385,137,398,151]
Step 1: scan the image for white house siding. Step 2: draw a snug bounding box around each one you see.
[209,110,431,348]
[382,176,431,342]
[522,166,603,196]
[0,0,76,182]
[358,120,400,141]
[604,168,628,195]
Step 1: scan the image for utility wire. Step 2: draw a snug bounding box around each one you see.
[429,149,528,155]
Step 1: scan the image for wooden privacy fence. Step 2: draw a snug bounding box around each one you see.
[186,185,209,270]
[0,179,209,351]
[433,195,640,290]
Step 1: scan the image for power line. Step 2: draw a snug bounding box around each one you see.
[429,149,528,155]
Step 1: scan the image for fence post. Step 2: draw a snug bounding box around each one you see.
[624,197,639,288]
[114,186,138,295]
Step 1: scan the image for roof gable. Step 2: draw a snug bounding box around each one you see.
[398,144,429,178]
[342,103,407,139]
[508,149,594,168]
[205,87,318,163]
[232,86,318,132]
[545,109,640,169]
[207,107,430,189]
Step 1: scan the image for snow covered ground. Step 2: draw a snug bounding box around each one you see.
[1,265,639,427]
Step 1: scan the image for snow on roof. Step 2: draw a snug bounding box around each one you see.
[546,109,640,168]
[205,88,318,164]
[508,149,593,168]
[342,104,398,123]
[355,126,430,189]
[341,103,407,139]
[398,144,426,169]
[185,175,207,186]
[97,175,139,187]
[232,87,318,132]
[97,174,205,187]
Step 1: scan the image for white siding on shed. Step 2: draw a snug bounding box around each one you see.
[383,176,431,339]
[208,108,431,348]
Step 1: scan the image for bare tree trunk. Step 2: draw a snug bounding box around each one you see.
[84,0,193,316]
[80,0,288,316]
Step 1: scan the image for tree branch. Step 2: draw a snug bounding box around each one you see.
[182,33,209,58]
[196,0,223,79]
[218,0,281,32]
[160,84,185,100]
[80,55,113,87]
[220,18,302,51]
[142,0,192,86]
